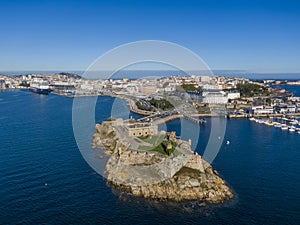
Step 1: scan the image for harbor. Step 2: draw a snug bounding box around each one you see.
[249,116,300,134]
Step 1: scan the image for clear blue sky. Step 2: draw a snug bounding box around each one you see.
[1,0,300,73]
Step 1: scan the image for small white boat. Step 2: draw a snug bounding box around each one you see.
[281,125,288,130]
[249,118,255,121]
[290,120,298,125]
[226,140,230,145]
[289,128,296,132]
[274,123,282,128]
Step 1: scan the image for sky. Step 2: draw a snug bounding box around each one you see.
[0,0,300,73]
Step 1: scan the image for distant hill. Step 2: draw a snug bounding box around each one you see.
[56,72,83,79]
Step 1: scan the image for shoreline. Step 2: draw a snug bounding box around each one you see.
[3,88,300,121]
[92,119,234,203]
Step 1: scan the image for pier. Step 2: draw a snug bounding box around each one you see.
[183,114,206,125]
[138,113,208,126]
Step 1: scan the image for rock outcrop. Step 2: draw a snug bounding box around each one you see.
[92,120,234,203]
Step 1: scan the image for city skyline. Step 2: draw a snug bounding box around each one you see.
[1,0,300,73]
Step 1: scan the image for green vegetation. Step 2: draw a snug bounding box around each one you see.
[139,134,165,145]
[179,84,202,92]
[138,134,177,156]
[161,139,177,156]
[135,97,174,111]
[149,98,174,110]
[236,83,271,97]
[135,101,154,111]
[137,142,168,156]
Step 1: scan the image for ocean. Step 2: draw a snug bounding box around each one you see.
[1,86,300,224]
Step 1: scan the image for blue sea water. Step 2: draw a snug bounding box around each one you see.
[275,85,300,97]
[1,87,300,224]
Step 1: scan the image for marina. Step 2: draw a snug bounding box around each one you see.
[249,116,300,133]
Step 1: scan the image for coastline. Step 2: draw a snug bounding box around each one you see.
[92,119,234,203]
[4,88,300,122]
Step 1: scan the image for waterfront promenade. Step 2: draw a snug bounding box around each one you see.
[50,90,300,123]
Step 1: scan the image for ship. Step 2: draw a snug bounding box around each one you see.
[30,80,51,94]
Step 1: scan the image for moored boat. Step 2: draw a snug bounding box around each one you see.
[274,123,282,128]
[289,127,296,132]
[30,80,51,95]
[258,119,264,124]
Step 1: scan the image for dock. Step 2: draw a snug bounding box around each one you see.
[183,114,206,125]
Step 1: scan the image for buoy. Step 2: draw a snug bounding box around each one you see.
[226,141,230,145]
[45,183,48,186]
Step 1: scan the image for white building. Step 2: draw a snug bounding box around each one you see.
[252,106,274,114]
[227,92,240,100]
[202,90,228,104]
[275,105,296,114]
[126,84,139,94]
[200,76,211,84]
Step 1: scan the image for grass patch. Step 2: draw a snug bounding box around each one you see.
[137,134,177,156]
[137,142,168,156]
[139,134,165,145]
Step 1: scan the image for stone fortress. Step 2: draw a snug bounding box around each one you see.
[92,118,233,203]
[114,118,158,137]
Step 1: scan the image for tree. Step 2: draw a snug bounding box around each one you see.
[179,84,202,92]
[236,83,270,97]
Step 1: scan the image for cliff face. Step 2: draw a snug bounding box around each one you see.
[125,166,233,203]
[92,121,234,203]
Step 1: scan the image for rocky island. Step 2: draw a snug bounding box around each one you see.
[92,118,233,203]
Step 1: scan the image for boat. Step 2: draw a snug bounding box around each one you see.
[258,119,264,124]
[281,125,288,130]
[289,127,296,132]
[290,120,298,125]
[249,118,255,121]
[274,123,282,128]
[266,121,274,126]
[30,81,51,95]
